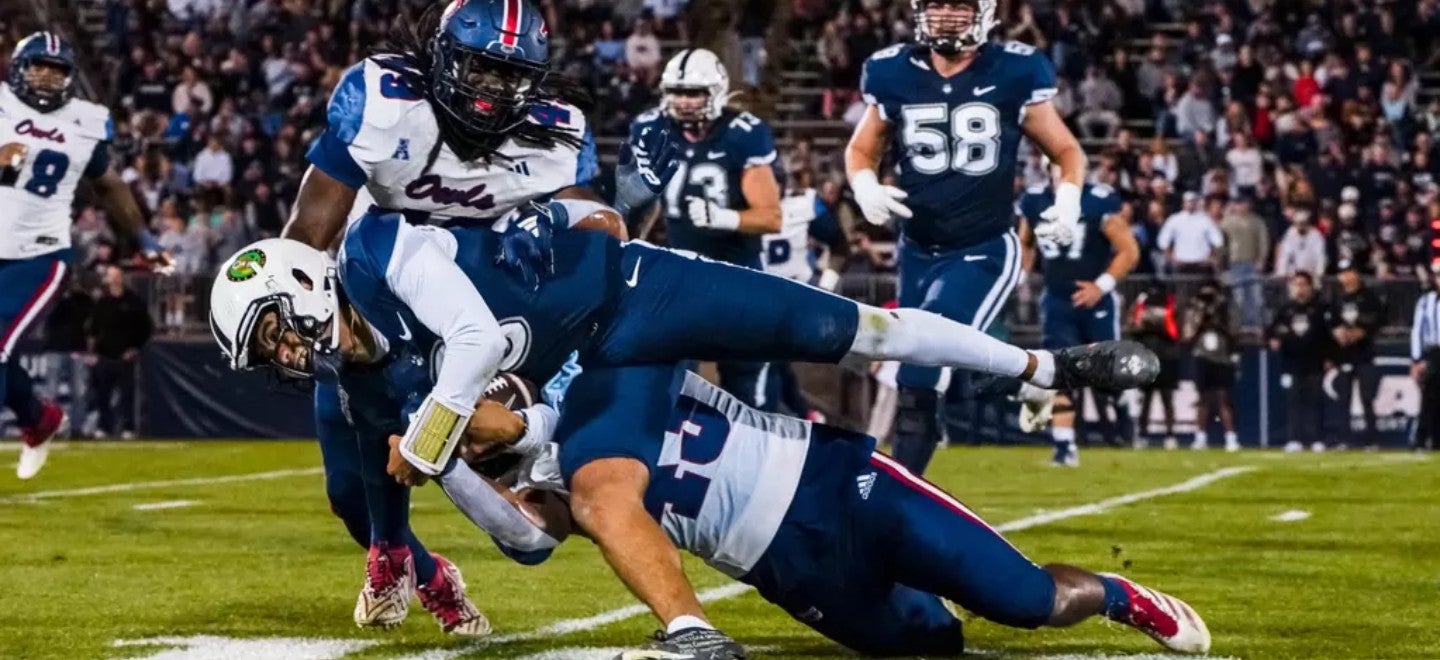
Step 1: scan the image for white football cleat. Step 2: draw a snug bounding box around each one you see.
[417,553,491,637]
[1225,437,1241,452]
[17,403,66,480]
[1283,440,1303,453]
[354,543,415,629]
[1101,573,1211,654]
[1016,382,1055,433]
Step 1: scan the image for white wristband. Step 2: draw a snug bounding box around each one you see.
[400,394,473,476]
[849,168,879,190]
[710,206,741,231]
[512,403,559,456]
[1095,273,1117,294]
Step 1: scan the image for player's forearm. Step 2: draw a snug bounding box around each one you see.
[844,106,888,179]
[1048,140,1087,188]
[736,206,782,234]
[94,172,150,242]
[283,166,357,250]
[436,460,561,554]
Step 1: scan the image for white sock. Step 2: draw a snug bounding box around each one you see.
[1195,431,1208,445]
[666,614,714,635]
[1029,351,1056,388]
[846,306,1030,380]
[1225,431,1238,444]
[1052,426,1076,445]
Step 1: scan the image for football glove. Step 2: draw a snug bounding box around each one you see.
[1034,182,1082,246]
[849,169,912,226]
[614,125,681,219]
[686,196,741,230]
[496,201,563,290]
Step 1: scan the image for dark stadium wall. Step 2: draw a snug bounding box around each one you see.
[137,340,315,438]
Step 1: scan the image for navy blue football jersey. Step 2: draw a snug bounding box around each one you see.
[862,42,1057,250]
[338,212,620,417]
[631,107,782,266]
[1018,183,1123,297]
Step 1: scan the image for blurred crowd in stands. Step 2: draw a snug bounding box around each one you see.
[5,0,1438,336]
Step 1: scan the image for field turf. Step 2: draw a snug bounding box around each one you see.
[1,441,1436,659]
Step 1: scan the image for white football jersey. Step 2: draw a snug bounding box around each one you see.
[0,83,111,259]
[318,57,596,224]
[763,189,820,282]
[657,372,810,578]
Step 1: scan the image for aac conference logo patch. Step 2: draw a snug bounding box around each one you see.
[226,249,267,282]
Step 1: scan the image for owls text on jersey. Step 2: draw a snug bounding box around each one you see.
[1018,183,1122,297]
[861,41,1056,251]
[764,189,835,282]
[632,107,780,266]
[0,83,113,259]
[308,57,599,224]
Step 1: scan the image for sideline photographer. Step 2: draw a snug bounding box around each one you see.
[1183,280,1240,452]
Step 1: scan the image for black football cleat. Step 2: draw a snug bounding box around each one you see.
[615,627,748,660]
[1050,340,1160,392]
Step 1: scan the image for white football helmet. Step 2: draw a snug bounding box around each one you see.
[209,239,340,378]
[660,48,729,129]
[912,0,997,53]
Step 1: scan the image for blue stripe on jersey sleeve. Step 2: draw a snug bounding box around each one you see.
[575,127,599,185]
[327,63,369,145]
[307,130,367,189]
[337,210,405,317]
[103,115,115,141]
[83,141,111,179]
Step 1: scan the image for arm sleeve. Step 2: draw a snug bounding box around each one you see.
[435,460,560,561]
[384,224,507,413]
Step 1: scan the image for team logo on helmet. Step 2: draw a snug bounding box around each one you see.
[226,249,267,282]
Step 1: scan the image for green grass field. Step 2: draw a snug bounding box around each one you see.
[2,441,1437,660]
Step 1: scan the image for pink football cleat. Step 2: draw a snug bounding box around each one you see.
[417,553,491,636]
[17,402,66,480]
[1101,573,1211,654]
[353,543,414,629]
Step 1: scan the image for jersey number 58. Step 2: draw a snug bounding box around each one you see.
[900,103,1001,176]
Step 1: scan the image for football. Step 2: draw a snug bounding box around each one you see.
[482,372,543,411]
[572,207,628,240]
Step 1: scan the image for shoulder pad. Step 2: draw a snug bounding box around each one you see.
[867,43,908,63]
[65,98,114,141]
[635,107,662,123]
[1025,184,1049,195]
[999,41,1039,57]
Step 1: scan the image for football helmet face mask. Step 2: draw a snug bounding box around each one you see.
[209,240,342,381]
[912,0,996,54]
[430,0,551,137]
[660,48,729,132]
[7,32,77,112]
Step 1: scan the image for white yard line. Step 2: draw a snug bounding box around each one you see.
[133,499,200,511]
[398,466,1256,660]
[0,467,323,505]
[1269,509,1311,522]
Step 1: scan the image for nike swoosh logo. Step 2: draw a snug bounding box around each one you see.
[1095,312,1110,318]
[625,257,642,287]
[974,85,997,96]
[707,151,727,159]
[963,255,986,262]
[397,313,413,341]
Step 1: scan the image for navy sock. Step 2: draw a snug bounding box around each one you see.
[1099,575,1133,619]
[892,387,942,474]
[408,532,437,583]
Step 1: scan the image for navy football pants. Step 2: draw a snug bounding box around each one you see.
[0,251,69,428]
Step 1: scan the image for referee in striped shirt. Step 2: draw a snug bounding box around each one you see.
[1410,264,1440,450]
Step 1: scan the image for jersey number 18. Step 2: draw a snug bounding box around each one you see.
[0,149,69,198]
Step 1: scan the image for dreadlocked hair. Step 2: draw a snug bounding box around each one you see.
[372,4,592,165]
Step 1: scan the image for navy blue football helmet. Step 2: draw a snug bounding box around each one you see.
[7,31,77,112]
[430,0,550,136]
